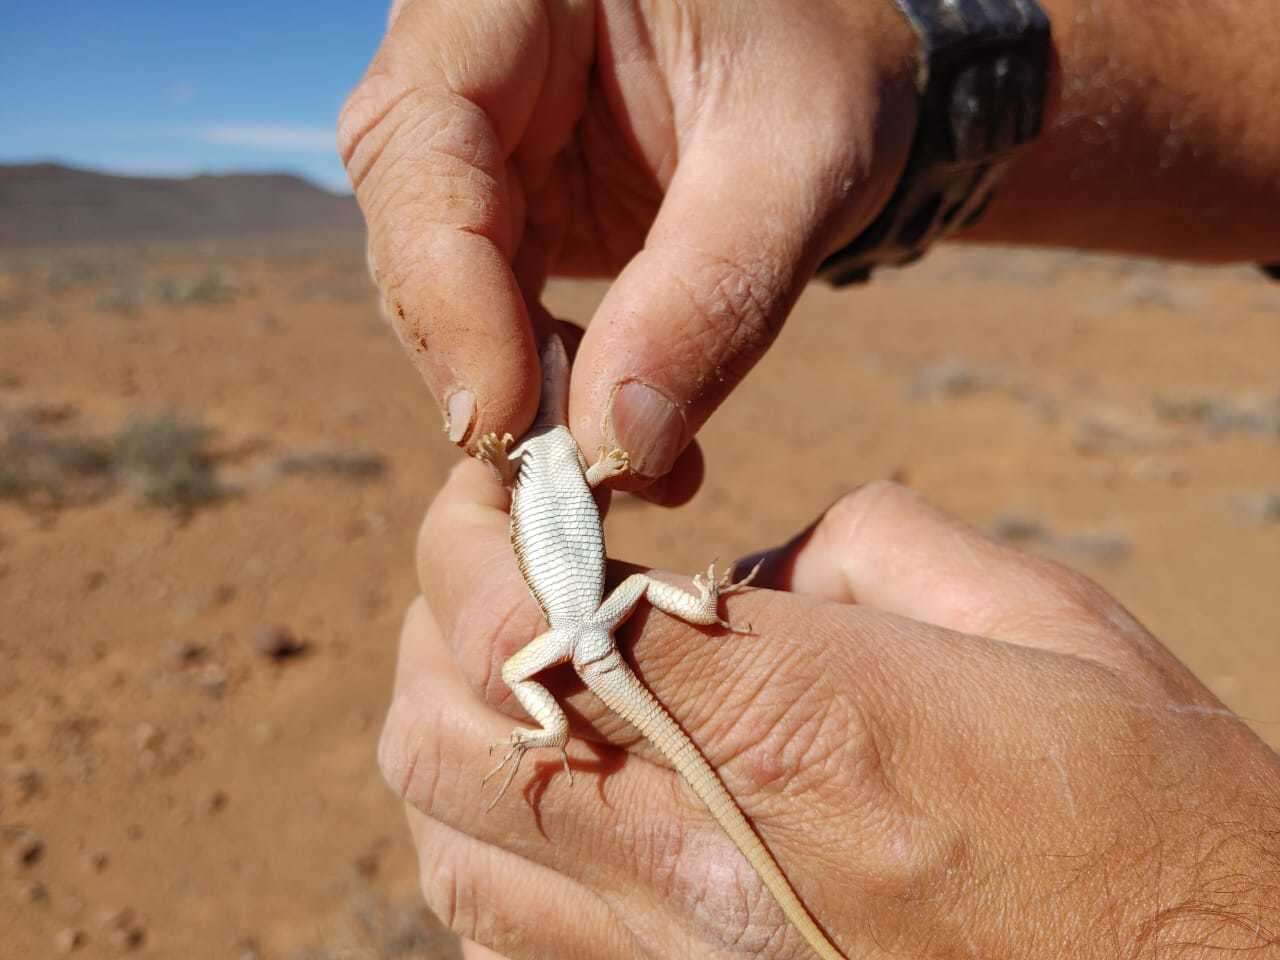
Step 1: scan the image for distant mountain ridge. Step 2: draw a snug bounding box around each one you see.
[0,163,363,248]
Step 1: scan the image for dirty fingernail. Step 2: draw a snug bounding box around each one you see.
[445,390,475,445]
[609,381,684,478]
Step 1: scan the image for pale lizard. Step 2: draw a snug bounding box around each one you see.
[475,334,846,960]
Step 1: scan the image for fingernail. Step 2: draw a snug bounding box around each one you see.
[445,390,475,445]
[608,381,684,478]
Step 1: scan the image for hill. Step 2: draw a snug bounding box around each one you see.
[0,162,362,248]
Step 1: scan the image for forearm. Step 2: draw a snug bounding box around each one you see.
[963,0,1280,263]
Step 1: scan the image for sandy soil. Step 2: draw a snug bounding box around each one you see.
[1,236,1277,958]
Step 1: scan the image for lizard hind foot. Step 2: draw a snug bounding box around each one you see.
[482,732,574,810]
[694,559,763,635]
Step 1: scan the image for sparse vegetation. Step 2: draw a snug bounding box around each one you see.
[1153,391,1280,438]
[95,268,241,314]
[0,409,228,516]
[113,414,229,515]
[276,450,387,480]
[1231,492,1280,526]
[0,416,114,508]
[991,512,1132,565]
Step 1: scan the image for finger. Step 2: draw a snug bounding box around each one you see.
[384,594,859,958]
[566,140,815,485]
[566,39,912,485]
[404,802,629,960]
[415,456,537,668]
[340,0,592,448]
[755,481,1146,657]
[629,440,705,507]
[554,315,705,507]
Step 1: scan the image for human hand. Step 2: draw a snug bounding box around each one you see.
[339,1,917,501]
[379,464,1280,958]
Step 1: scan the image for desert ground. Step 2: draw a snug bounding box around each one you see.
[1,231,1277,958]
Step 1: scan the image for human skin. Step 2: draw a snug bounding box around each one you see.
[346,2,1280,955]
[380,465,1280,959]
[340,0,1280,502]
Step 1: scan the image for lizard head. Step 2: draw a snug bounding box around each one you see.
[532,332,571,430]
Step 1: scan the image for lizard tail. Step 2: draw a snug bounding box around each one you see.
[589,659,848,960]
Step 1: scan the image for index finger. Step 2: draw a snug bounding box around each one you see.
[339,0,575,446]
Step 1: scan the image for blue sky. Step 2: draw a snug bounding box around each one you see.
[0,1,387,192]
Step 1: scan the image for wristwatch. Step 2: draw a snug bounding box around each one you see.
[818,0,1053,286]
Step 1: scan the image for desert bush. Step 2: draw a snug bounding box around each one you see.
[156,268,239,305]
[276,450,386,480]
[113,414,228,515]
[0,419,114,507]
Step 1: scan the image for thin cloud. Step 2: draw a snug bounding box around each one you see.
[195,124,335,152]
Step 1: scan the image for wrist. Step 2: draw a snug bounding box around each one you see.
[820,0,1054,284]
[962,0,1280,261]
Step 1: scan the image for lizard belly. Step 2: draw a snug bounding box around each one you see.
[510,464,605,626]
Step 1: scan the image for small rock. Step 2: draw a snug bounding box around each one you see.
[21,880,49,904]
[168,637,208,667]
[54,927,85,954]
[202,789,229,815]
[252,625,308,661]
[110,925,145,950]
[84,849,109,873]
[8,828,44,868]
[132,723,163,754]
[83,570,106,592]
[99,907,145,948]
[99,907,133,930]
[194,663,228,697]
[7,763,41,801]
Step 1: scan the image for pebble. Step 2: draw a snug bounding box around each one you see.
[84,849,109,873]
[194,663,228,697]
[54,927,85,954]
[8,828,44,868]
[132,723,164,754]
[99,907,146,950]
[202,789,229,815]
[7,763,41,801]
[168,637,209,666]
[252,625,308,660]
[21,880,49,903]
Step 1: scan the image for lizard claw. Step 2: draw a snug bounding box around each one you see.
[586,446,631,488]
[719,558,763,596]
[476,432,519,487]
[482,731,574,810]
[482,735,528,811]
[696,559,762,634]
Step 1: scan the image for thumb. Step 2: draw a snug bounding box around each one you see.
[569,127,901,485]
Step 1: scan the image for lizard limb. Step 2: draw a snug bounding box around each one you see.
[593,561,762,633]
[585,446,630,488]
[476,431,519,486]
[483,628,575,809]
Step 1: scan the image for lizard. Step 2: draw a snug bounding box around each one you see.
[475,333,846,960]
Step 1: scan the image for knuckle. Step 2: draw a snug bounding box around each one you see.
[818,479,912,550]
[673,247,785,370]
[416,847,484,943]
[376,691,421,802]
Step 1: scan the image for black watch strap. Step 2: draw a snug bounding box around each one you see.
[819,0,1052,286]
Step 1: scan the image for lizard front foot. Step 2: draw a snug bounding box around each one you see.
[475,431,519,487]
[482,729,574,810]
[585,445,630,488]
